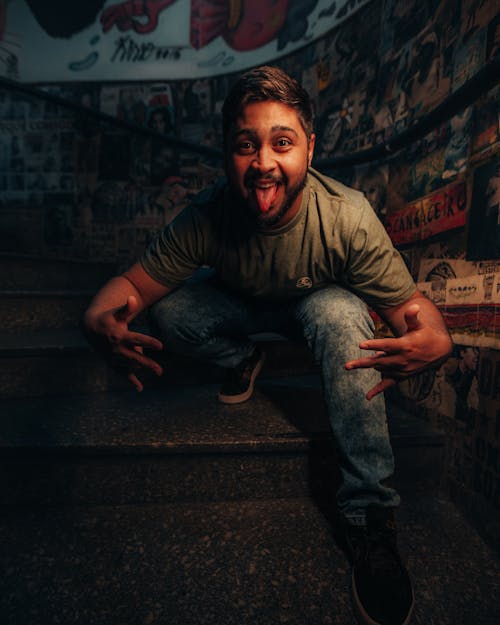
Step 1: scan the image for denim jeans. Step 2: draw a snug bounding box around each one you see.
[150,281,399,517]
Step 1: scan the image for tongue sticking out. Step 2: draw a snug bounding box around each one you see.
[254,185,279,212]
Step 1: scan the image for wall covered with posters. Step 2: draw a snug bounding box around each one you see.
[0,0,499,544]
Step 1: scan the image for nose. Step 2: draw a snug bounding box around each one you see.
[252,144,276,173]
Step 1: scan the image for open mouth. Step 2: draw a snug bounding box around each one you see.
[246,177,283,213]
[253,182,280,212]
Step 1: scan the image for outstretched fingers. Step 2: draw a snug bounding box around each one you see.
[115,342,164,377]
[127,330,163,352]
[365,377,397,400]
[345,350,386,370]
[127,372,145,392]
[346,352,411,373]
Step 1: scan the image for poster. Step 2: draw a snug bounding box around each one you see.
[1,0,371,82]
[352,162,389,220]
[471,85,500,155]
[385,179,467,245]
[418,258,478,282]
[440,273,499,348]
[452,27,486,90]
[467,156,500,260]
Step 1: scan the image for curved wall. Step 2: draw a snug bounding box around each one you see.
[3,0,370,81]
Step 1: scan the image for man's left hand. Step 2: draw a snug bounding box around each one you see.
[345,303,452,400]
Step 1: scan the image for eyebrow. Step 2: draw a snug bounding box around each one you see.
[232,125,299,138]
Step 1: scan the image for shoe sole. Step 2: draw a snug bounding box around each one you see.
[351,570,414,625]
[217,352,266,405]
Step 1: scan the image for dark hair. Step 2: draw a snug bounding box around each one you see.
[222,65,314,143]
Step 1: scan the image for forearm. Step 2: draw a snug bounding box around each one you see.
[407,294,451,340]
[380,290,451,344]
[84,275,144,328]
[84,262,171,329]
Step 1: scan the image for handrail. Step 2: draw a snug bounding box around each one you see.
[315,55,500,169]
[0,76,223,160]
[0,54,498,167]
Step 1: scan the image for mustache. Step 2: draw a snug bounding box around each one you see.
[244,172,285,188]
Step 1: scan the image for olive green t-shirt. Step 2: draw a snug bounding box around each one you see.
[140,168,416,309]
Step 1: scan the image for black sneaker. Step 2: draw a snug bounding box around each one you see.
[218,348,265,404]
[345,506,414,625]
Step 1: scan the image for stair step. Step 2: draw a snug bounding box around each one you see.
[0,329,317,398]
[0,328,128,397]
[0,378,444,505]
[0,291,93,332]
[1,494,498,625]
[0,255,117,290]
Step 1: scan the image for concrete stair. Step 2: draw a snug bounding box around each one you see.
[1,255,499,625]
[0,255,118,290]
[0,326,318,397]
[0,290,93,332]
[2,495,499,625]
[0,377,445,507]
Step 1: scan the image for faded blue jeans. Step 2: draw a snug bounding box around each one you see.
[150,281,399,517]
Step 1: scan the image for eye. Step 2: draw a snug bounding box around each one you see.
[235,140,255,154]
[275,137,292,150]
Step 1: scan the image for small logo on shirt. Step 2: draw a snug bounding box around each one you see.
[296,276,313,289]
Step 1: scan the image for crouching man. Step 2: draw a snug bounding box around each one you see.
[83,66,452,625]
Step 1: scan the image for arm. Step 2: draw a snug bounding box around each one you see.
[345,289,452,400]
[83,262,171,391]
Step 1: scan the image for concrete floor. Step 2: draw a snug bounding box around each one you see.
[1,493,499,625]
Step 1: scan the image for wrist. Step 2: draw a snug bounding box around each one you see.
[82,307,103,335]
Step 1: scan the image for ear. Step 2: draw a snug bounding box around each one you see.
[307,133,316,167]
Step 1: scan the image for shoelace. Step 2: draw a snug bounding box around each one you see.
[349,523,403,579]
[363,528,403,578]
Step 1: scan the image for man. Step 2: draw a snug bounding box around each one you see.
[83,66,452,625]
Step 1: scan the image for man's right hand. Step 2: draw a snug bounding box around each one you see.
[83,295,164,392]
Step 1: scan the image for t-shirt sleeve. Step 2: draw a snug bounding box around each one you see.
[342,197,416,308]
[139,204,208,288]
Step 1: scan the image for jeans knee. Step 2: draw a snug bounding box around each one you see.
[149,296,182,338]
[149,285,245,349]
[326,298,373,337]
[298,287,375,344]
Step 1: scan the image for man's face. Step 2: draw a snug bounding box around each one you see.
[225,101,315,230]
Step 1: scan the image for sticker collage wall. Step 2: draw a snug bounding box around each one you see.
[289,0,500,540]
[0,0,499,539]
